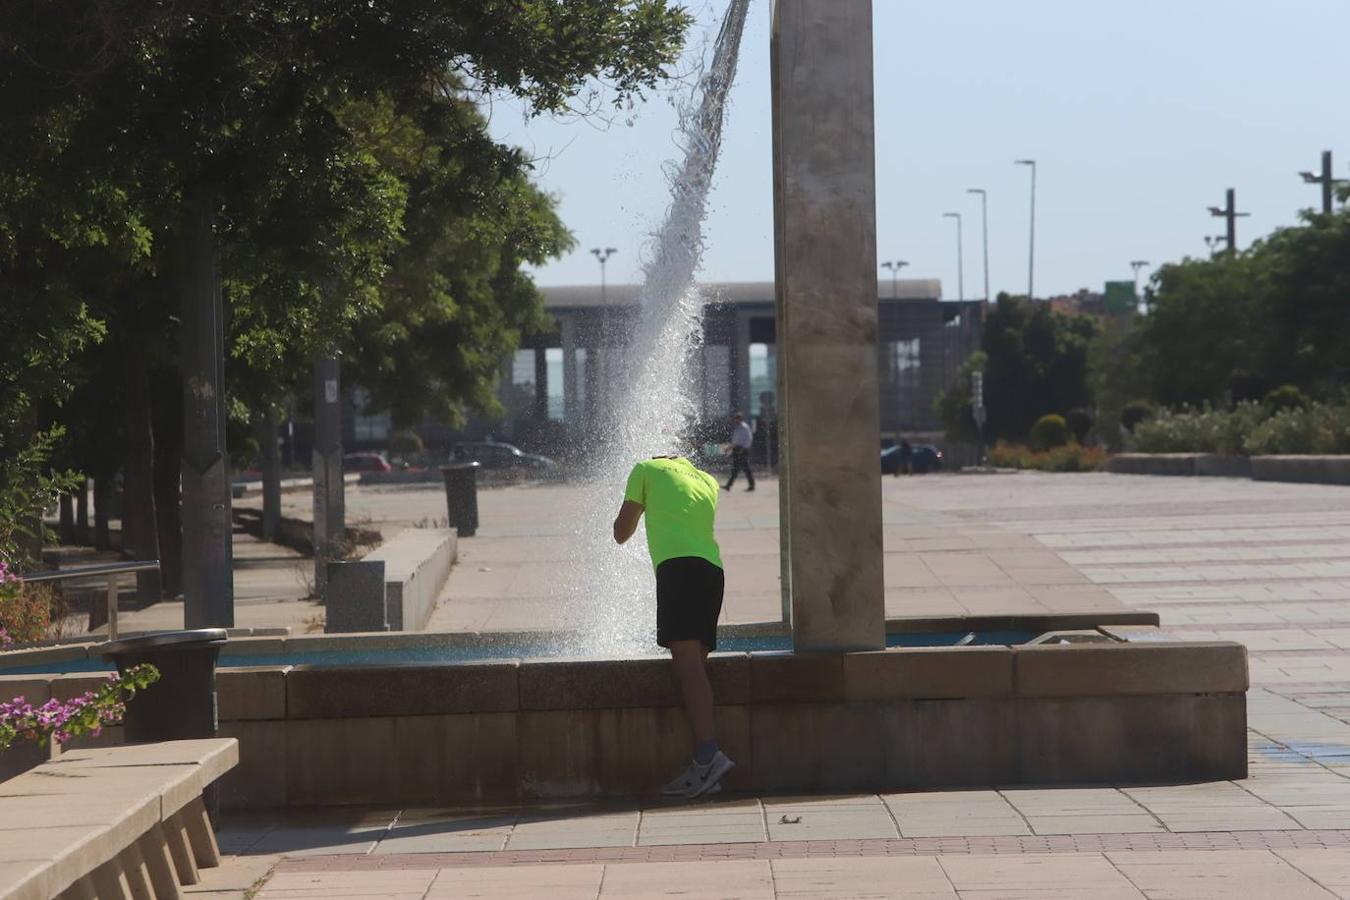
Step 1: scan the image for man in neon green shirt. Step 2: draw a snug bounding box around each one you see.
[613,455,734,799]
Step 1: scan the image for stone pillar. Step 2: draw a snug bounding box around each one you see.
[313,356,345,600]
[258,409,281,542]
[772,0,884,652]
[179,199,234,628]
[560,317,580,426]
[732,312,751,416]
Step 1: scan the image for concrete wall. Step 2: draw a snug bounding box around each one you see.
[199,642,1247,808]
[1252,455,1350,486]
[361,528,458,631]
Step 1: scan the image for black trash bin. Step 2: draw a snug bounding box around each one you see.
[101,628,228,743]
[102,628,228,819]
[439,462,480,537]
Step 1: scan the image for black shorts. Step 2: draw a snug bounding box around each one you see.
[655,557,725,651]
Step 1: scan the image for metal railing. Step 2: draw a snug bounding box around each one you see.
[23,560,160,641]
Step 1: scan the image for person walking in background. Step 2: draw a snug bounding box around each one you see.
[613,455,735,799]
[723,412,755,491]
[899,439,913,476]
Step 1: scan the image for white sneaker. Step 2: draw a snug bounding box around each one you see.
[661,752,735,799]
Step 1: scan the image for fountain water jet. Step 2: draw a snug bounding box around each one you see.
[555,0,751,658]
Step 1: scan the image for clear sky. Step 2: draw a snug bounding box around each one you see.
[486,0,1350,299]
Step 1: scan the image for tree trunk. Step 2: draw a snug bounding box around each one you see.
[74,478,90,545]
[58,493,76,544]
[123,343,162,603]
[257,410,282,542]
[152,367,185,600]
[92,475,112,551]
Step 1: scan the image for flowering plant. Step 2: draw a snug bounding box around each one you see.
[0,664,161,751]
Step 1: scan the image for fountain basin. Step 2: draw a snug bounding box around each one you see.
[1,616,1247,809]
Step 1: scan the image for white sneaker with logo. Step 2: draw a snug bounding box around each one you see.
[661,751,735,799]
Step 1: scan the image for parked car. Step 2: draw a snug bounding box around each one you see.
[880,443,943,475]
[451,441,556,471]
[342,451,392,473]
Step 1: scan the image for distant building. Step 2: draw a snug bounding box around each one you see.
[1046,289,1107,317]
[347,279,984,456]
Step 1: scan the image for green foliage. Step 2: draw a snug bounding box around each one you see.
[1086,313,1149,450]
[1244,404,1350,456]
[0,429,82,568]
[977,295,1097,444]
[1263,385,1311,414]
[1121,402,1154,433]
[935,351,986,445]
[1028,415,1070,452]
[1126,401,1350,456]
[387,429,424,456]
[986,442,1107,472]
[1065,409,1093,444]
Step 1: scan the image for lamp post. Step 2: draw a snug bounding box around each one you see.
[880,260,908,299]
[1014,159,1036,300]
[589,247,617,420]
[942,212,964,302]
[1299,151,1348,215]
[1129,260,1149,312]
[1207,189,1248,255]
[966,188,990,302]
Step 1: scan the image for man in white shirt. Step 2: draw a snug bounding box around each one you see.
[723,413,755,491]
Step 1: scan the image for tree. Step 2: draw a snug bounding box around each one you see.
[962,295,1097,444]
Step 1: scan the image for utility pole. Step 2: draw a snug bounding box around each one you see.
[1207,188,1248,255]
[312,355,344,601]
[880,260,908,299]
[1014,159,1036,300]
[1300,150,1348,215]
[966,188,990,302]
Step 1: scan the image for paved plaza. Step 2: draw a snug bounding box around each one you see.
[185,470,1350,897]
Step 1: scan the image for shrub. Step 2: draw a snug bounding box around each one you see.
[1128,401,1350,456]
[0,562,61,646]
[1120,401,1153,433]
[987,442,1107,472]
[1263,385,1311,414]
[0,664,160,751]
[1065,408,1094,444]
[1028,414,1071,451]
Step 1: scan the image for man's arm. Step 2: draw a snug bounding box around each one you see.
[613,500,644,544]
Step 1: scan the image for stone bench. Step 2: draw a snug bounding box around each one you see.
[326,528,457,632]
[0,738,238,900]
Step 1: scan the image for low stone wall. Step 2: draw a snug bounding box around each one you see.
[1110,453,1350,483]
[205,641,1247,808]
[364,528,458,631]
[1252,455,1350,486]
[1107,454,1252,478]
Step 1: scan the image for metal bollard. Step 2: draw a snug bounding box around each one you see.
[438,462,480,537]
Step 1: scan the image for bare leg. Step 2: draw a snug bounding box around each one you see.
[669,639,715,748]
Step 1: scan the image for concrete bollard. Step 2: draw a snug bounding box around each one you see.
[439,463,480,537]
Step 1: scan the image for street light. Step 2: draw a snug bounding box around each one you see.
[1014,159,1036,300]
[590,247,617,415]
[942,212,964,302]
[1299,150,1348,215]
[880,260,909,299]
[966,189,990,303]
[1130,260,1149,312]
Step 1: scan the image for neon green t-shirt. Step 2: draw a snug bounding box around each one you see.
[623,457,723,570]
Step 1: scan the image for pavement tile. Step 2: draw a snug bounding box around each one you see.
[1106,849,1335,899]
[938,853,1141,894]
[1275,848,1350,898]
[424,863,604,899]
[770,856,956,897]
[598,859,773,898]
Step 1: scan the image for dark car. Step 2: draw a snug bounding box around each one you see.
[881,443,944,475]
[451,441,555,470]
[342,451,392,473]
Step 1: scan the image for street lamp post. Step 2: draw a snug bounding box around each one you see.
[1129,260,1149,312]
[942,212,964,302]
[589,247,617,417]
[880,259,908,299]
[1014,159,1036,300]
[1207,189,1248,256]
[966,189,990,302]
[1299,150,1348,216]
